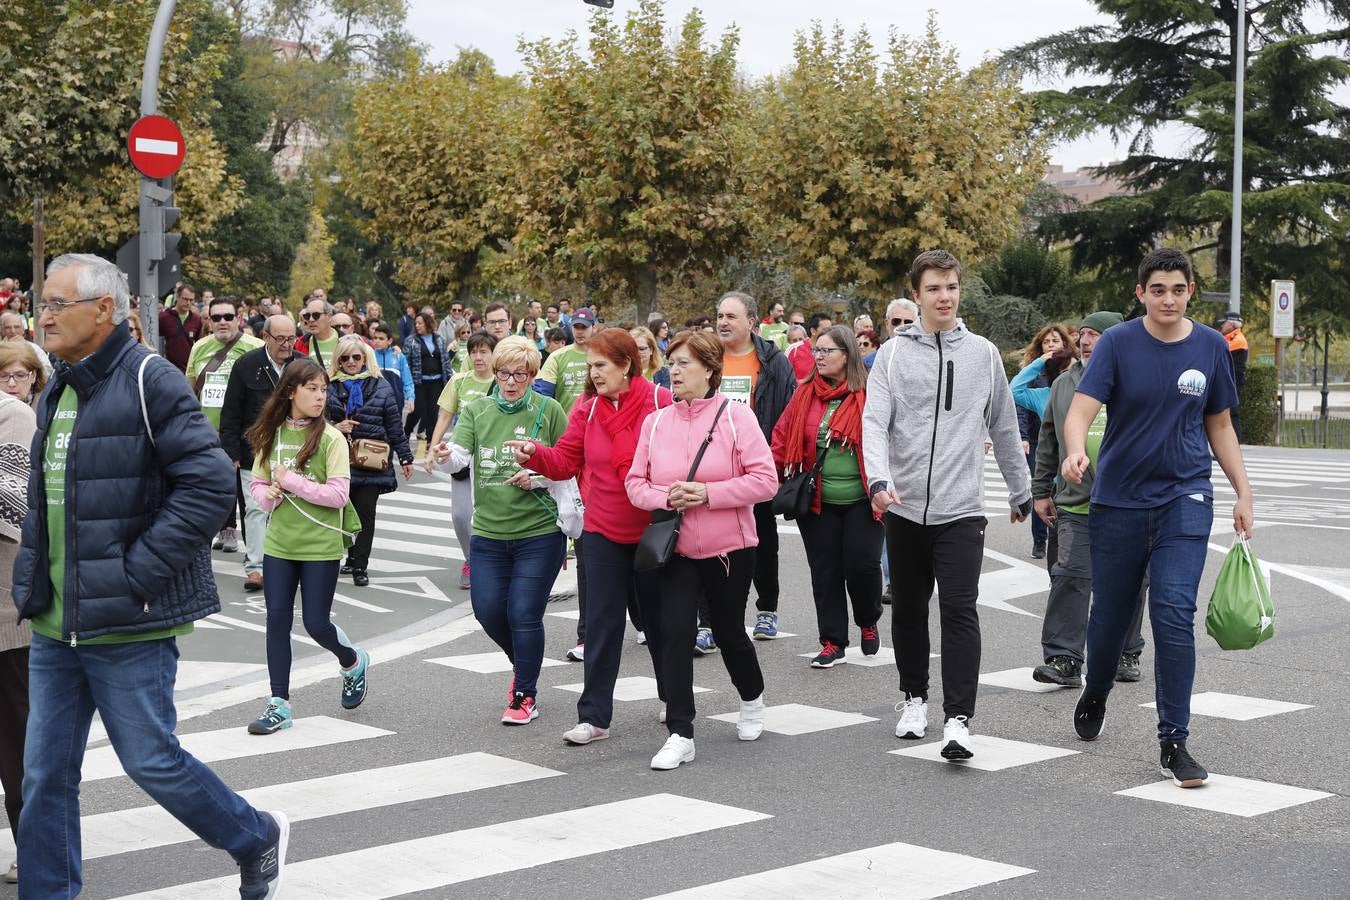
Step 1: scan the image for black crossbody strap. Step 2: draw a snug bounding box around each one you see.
[685,399,729,482]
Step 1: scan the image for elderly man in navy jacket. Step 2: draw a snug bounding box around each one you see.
[12,254,287,898]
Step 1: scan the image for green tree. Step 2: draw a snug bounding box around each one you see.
[741,18,1046,301]
[287,205,335,307]
[511,0,745,322]
[1005,1,1350,331]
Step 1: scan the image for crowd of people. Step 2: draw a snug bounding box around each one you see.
[0,245,1254,894]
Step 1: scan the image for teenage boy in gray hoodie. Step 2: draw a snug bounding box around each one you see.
[862,249,1032,760]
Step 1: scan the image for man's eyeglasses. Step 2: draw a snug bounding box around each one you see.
[338,353,364,363]
[450,307,463,314]
[1,371,34,384]
[209,313,235,323]
[301,311,324,321]
[335,322,355,331]
[495,370,531,383]
[38,296,100,316]
[891,317,915,327]
[265,333,297,344]
[485,317,510,327]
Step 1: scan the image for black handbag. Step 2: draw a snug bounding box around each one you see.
[634,399,729,572]
[772,447,828,520]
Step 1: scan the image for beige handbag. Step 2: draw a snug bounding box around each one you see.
[349,437,391,471]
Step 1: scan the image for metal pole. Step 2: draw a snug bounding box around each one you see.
[138,0,178,353]
[1274,338,1283,447]
[1321,325,1332,448]
[1228,0,1246,316]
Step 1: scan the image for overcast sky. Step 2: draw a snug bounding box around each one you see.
[406,0,1161,170]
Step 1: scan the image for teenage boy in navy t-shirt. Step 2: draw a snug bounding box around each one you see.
[1060,247,1253,789]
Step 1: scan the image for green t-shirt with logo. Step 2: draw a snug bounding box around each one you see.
[818,399,865,506]
[537,344,589,413]
[1060,406,1108,516]
[252,422,352,560]
[437,372,495,420]
[306,332,340,368]
[451,393,567,540]
[185,332,264,428]
[33,389,193,644]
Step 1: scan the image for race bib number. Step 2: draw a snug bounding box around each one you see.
[719,375,752,405]
[201,371,229,408]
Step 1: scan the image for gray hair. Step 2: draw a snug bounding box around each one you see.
[886,298,919,320]
[718,291,757,322]
[304,296,335,316]
[0,311,21,327]
[47,254,131,324]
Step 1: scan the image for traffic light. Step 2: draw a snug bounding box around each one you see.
[117,199,181,298]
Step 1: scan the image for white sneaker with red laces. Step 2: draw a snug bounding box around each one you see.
[501,692,538,725]
[566,643,585,662]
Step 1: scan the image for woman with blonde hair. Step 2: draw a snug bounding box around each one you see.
[1015,323,1077,559]
[629,326,670,389]
[0,343,46,410]
[127,313,154,349]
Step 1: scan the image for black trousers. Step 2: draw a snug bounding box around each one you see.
[406,379,442,439]
[346,483,383,571]
[576,531,663,729]
[886,513,986,720]
[0,646,29,837]
[799,500,883,647]
[659,550,764,739]
[752,501,779,612]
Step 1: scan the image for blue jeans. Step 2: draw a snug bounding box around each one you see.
[469,532,566,698]
[1086,496,1213,742]
[20,635,272,898]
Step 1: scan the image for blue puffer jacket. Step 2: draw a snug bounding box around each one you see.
[326,374,414,493]
[13,323,233,640]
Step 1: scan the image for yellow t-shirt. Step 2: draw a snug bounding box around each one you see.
[720,349,761,407]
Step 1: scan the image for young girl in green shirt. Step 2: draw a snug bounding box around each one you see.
[244,358,370,734]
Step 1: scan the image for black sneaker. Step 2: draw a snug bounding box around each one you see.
[239,810,289,899]
[352,569,369,587]
[881,583,892,606]
[1160,741,1208,788]
[810,641,847,668]
[340,562,353,575]
[859,625,881,656]
[1032,656,1082,687]
[1031,540,1047,559]
[1116,652,1142,683]
[1073,690,1107,741]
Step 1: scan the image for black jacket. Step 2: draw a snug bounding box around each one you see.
[220,345,289,469]
[747,332,796,442]
[326,375,414,493]
[402,333,451,383]
[13,324,233,640]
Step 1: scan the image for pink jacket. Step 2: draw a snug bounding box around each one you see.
[625,395,778,560]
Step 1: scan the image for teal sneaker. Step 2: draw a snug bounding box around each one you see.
[248,697,292,735]
[341,648,370,710]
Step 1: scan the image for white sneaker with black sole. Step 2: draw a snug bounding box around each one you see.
[940,715,974,760]
[894,697,928,739]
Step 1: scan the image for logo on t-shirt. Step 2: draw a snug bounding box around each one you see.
[1176,369,1207,397]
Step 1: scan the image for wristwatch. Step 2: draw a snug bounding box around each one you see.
[869,481,890,499]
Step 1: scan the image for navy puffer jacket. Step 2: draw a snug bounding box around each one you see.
[326,374,414,493]
[13,323,233,640]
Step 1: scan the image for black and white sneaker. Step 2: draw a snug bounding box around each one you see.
[239,810,289,899]
[1032,655,1082,687]
[1073,690,1107,741]
[939,716,974,760]
[1160,741,1208,788]
[1116,652,1142,682]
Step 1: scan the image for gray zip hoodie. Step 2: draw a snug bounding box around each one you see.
[862,320,1031,526]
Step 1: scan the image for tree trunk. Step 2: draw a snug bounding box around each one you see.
[636,263,658,326]
[31,193,45,346]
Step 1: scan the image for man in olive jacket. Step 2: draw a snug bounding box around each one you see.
[13,254,287,898]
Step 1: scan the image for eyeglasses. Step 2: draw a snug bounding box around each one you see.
[301,311,324,321]
[450,307,463,314]
[0,371,33,384]
[38,296,100,316]
[265,333,297,344]
[858,341,873,349]
[891,317,915,327]
[335,322,354,330]
[338,353,364,363]
[495,370,531,383]
[209,313,236,323]
[485,318,510,327]
[812,347,844,357]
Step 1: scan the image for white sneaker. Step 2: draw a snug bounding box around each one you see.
[650,734,695,770]
[566,643,584,662]
[894,697,928,739]
[635,630,647,645]
[940,715,974,760]
[737,694,766,741]
[562,722,610,745]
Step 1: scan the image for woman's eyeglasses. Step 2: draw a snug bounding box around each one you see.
[495,370,531,383]
[0,371,34,384]
[812,347,845,357]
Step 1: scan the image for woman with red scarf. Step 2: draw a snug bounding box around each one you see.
[771,325,884,668]
[507,329,672,746]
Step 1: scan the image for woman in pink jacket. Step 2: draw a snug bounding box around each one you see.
[506,329,672,747]
[626,330,779,771]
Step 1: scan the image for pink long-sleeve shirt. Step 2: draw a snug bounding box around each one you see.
[249,471,351,512]
[625,395,778,560]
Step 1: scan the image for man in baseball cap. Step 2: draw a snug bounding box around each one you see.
[1029,310,1147,688]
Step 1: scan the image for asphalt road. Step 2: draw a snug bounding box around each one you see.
[7,446,1349,899]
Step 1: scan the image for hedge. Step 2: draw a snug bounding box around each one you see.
[1241,365,1278,445]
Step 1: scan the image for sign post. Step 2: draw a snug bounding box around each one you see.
[133,0,180,353]
[1271,280,1295,446]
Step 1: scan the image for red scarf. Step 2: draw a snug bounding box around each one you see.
[593,376,666,478]
[781,376,865,472]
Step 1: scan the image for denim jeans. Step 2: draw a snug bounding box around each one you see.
[1086,496,1213,742]
[20,634,272,898]
[469,532,567,697]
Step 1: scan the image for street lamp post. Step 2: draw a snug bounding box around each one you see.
[1229,1,1246,317]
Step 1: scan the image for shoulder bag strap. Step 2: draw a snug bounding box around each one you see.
[684,399,729,482]
[137,355,156,448]
[193,333,242,396]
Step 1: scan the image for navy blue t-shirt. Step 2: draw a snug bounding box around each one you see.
[1076,318,1238,508]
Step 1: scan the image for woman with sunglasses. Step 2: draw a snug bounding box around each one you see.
[430,337,567,725]
[326,336,415,587]
[855,328,880,369]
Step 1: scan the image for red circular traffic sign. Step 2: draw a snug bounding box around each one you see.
[127,115,186,179]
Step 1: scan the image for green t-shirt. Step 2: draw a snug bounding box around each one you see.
[818,399,865,505]
[33,389,192,644]
[537,344,589,413]
[185,332,264,429]
[451,393,567,540]
[437,372,495,420]
[1060,406,1108,516]
[306,331,340,368]
[253,422,352,560]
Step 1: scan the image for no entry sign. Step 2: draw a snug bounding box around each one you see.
[127,115,186,179]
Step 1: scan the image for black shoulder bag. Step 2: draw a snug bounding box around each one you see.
[771,445,828,521]
[634,399,729,572]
